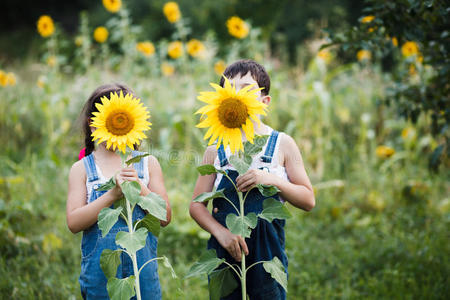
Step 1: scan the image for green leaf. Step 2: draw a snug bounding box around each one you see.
[135,214,160,237]
[96,176,116,192]
[121,181,142,205]
[100,249,122,279]
[244,135,269,156]
[209,267,238,300]
[185,249,225,278]
[137,192,167,221]
[116,227,148,255]
[256,184,280,197]
[263,257,287,292]
[229,155,250,175]
[114,197,128,221]
[106,276,136,300]
[258,198,292,223]
[192,189,225,203]
[197,164,218,175]
[125,153,150,166]
[161,256,177,278]
[98,207,123,237]
[225,212,258,238]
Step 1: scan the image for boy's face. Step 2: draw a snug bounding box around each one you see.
[229,72,271,105]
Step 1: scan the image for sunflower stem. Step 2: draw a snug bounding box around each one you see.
[238,191,247,300]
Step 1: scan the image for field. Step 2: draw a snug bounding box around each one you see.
[0,3,449,299]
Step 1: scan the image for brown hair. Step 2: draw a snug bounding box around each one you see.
[80,83,135,156]
[219,59,270,95]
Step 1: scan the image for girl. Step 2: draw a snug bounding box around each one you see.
[66,83,171,299]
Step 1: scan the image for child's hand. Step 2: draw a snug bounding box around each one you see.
[215,227,249,262]
[115,167,149,195]
[236,169,277,192]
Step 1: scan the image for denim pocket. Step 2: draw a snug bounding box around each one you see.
[81,227,99,260]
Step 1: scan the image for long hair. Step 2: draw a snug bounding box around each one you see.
[80,83,134,156]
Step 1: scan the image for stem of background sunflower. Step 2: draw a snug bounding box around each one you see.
[238,191,247,300]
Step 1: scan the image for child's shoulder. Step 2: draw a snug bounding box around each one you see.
[203,145,218,165]
[69,159,86,180]
[275,132,301,157]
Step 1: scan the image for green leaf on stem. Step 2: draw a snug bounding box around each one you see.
[114,197,128,221]
[121,181,142,205]
[135,214,160,237]
[185,249,225,278]
[258,198,292,223]
[225,212,258,238]
[263,257,287,292]
[161,256,177,278]
[256,184,280,197]
[100,249,122,279]
[96,176,116,192]
[116,227,148,255]
[98,207,123,237]
[229,155,250,175]
[125,153,150,166]
[209,267,238,300]
[192,189,225,203]
[244,135,269,156]
[106,276,136,300]
[197,164,219,175]
[138,192,167,221]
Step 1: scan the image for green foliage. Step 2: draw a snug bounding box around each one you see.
[135,214,161,238]
[121,181,142,205]
[256,184,281,197]
[225,212,258,239]
[228,155,250,175]
[115,228,148,255]
[107,276,136,300]
[96,176,116,191]
[126,153,150,166]
[185,249,225,278]
[100,249,122,278]
[98,207,123,237]
[209,267,238,300]
[263,257,288,292]
[192,189,225,203]
[139,192,168,221]
[326,0,450,169]
[258,198,292,223]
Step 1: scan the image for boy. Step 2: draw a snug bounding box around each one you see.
[190,59,315,299]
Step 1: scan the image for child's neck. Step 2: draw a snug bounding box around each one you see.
[253,121,271,135]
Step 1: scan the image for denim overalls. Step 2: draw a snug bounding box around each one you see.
[79,152,161,300]
[207,131,288,299]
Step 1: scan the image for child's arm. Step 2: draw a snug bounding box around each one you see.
[66,160,123,234]
[236,134,315,211]
[189,146,249,262]
[144,155,171,227]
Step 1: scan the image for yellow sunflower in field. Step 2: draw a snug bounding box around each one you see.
[187,39,205,58]
[91,91,151,153]
[214,60,226,75]
[360,15,375,23]
[226,16,249,39]
[103,0,122,13]
[357,50,371,61]
[94,27,108,43]
[195,77,267,153]
[163,2,181,23]
[37,15,55,38]
[401,41,419,57]
[168,41,183,59]
[375,145,395,159]
[136,41,155,57]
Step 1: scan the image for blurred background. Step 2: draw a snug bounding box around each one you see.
[0,0,448,299]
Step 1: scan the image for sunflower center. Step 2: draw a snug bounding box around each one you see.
[218,98,248,128]
[106,110,135,136]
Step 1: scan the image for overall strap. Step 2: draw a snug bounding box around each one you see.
[260,130,279,163]
[131,151,145,179]
[82,154,99,182]
[217,144,229,167]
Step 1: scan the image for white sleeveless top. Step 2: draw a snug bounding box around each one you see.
[85,155,150,203]
[213,128,289,189]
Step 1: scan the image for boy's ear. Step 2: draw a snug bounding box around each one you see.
[261,95,271,105]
